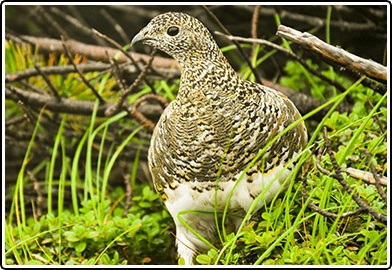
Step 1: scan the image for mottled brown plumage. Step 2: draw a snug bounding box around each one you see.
[131,12,307,264]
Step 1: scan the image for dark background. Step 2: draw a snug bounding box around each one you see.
[5,5,388,79]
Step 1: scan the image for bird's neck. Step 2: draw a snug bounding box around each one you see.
[176,56,238,104]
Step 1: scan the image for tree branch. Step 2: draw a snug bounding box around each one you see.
[276,25,387,84]
[5,84,163,120]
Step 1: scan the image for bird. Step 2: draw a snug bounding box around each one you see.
[131,12,308,265]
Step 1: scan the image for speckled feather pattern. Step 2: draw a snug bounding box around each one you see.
[132,12,308,264]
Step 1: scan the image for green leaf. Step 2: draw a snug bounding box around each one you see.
[178,257,186,265]
[87,231,99,239]
[73,224,86,236]
[139,201,152,208]
[196,254,211,265]
[142,186,151,199]
[75,241,87,253]
[65,232,80,242]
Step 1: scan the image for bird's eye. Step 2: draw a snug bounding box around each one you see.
[167,26,180,36]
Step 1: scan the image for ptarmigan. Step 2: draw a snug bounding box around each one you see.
[131,12,308,265]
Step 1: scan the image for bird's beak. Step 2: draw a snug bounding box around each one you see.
[131,32,154,47]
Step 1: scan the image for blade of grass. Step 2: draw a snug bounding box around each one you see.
[93,223,142,265]
[84,73,111,218]
[5,220,23,265]
[8,106,48,263]
[96,124,109,221]
[47,115,67,215]
[101,125,142,203]
[57,133,68,264]
[5,223,75,256]
[337,92,387,166]
[131,146,142,188]
[177,210,218,251]
[70,128,90,216]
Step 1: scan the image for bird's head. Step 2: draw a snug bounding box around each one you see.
[131,12,221,65]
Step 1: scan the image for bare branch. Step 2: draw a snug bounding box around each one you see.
[5,84,163,120]
[276,25,387,83]
[105,49,158,117]
[50,6,107,46]
[61,35,106,104]
[6,63,112,83]
[302,127,387,224]
[92,28,159,95]
[30,57,61,102]
[302,146,365,219]
[100,8,130,45]
[123,174,133,217]
[202,5,264,85]
[215,32,350,98]
[250,5,261,60]
[130,94,169,132]
[346,167,387,187]
[322,127,387,224]
[34,5,69,39]
[361,150,387,205]
[8,34,179,70]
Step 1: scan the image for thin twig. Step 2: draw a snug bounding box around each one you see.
[202,5,264,85]
[315,144,336,177]
[5,84,163,119]
[346,167,387,186]
[361,150,387,205]
[8,34,179,71]
[123,174,132,217]
[6,63,113,83]
[61,35,106,104]
[129,94,169,132]
[50,6,107,46]
[29,56,61,102]
[66,5,90,29]
[366,98,386,137]
[107,52,126,92]
[17,100,35,124]
[105,49,158,117]
[332,65,386,96]
[18,80,50,96]
[100,8,130,45]
[92,28,158,94]
[322,127,387,224]
[251,5,261,60]
[235,5,384,32]
[215,32,350,97]
[27,171,44,218]
[5,115,26,127]
[302,147,365,219]
[34,5,69,39]
[302,127,387,224]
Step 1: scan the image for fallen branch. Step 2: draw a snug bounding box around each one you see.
[302,146,365,219]
[276,25,387,84]
[346,167,387,187]
[5,84,163,120]
[5,63,113,83]
[6,34,179,70]
[302,127,387,224]
[361,151,387,205]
